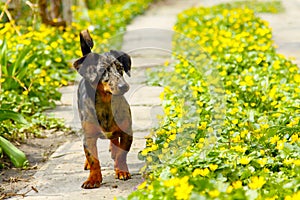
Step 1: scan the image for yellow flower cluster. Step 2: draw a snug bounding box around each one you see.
[163,176,193,200]
[133,2,300,200]
[192,168,210,177]
[248,176,266,190]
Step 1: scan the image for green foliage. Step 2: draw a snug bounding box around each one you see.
[0,109,27,124]
[127,2,300,200]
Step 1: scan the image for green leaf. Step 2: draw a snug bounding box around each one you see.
[0,109,28,124]
[0,136,28,168]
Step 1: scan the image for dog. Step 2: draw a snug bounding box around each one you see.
[73,30,133,189]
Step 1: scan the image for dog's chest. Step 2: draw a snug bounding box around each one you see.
[95,100,114,131]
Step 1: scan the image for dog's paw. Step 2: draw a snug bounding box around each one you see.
[81,171,102,189]
[115,169,131,180]
[81,180,101,189]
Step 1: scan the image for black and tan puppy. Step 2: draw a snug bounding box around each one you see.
[73,30,132,189]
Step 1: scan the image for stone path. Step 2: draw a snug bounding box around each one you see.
[14,0,201,199]
[258,0,300,66]
[14,0,300,199]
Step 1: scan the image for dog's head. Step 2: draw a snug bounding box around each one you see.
[73,30,131,96]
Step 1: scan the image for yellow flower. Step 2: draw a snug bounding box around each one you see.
[209,164,218,171]
[232,119,239,125]
[40,69,47,77]
[50,41,58,49]
[270,135,280,144]
[290,134,299,144]
[22,90,29,96]
[294,159,300,166]
[174,176,193,200]
[140,149,148,156]
[208,189,220,198]
[54,81,60,86]
[55,57,62,63]
[232,180,242,189]
[183,152,193,157]
[283,158,294,165]
[75,50,82,57]
[137,181,147,190]
[261,124,269,129]
[285,191,300,200]
[239,157,250,165]
[163,142,169,148]
[170,168,177,174]
[219,70,227,76]
[103,32,111,39]
[164,60,170,66]
[244,75,254,86]
[231,145,247,153]
[294,74,300,83]
[169,134,176,141]
[61,79,68,86]
[148,184,153,191]
[146,156,152,162]
[248,176,266,190]
[226,185,233,193]
[192,168,210,177]
[256,158,267,167]
[276,140,284,150]
[198,121,207,130]
[229,107,239,115]
[256,57,262,65]
[250,103,256,107]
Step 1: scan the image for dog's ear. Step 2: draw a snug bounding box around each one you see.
[110,50,131,77]
[80,30,94,56]
[73,56,86,71]
[73,53,103,84]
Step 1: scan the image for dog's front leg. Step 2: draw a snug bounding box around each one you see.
[81,122,102,189]
[114,132,133,180]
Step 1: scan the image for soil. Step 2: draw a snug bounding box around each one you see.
[0,129,77,199]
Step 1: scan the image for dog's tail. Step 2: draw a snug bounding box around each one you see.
[80,30,94,56]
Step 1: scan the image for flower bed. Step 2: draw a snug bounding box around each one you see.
[126,3,300,200]
[0,0,154,167]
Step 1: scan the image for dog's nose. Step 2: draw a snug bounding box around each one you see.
[118,82,129,92]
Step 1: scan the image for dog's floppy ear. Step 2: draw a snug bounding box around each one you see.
[80,30,94,56]
[73,56,86,71]
[73,53,103,84]
[110,50,131,77]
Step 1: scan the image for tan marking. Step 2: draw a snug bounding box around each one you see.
[96,83,112,102]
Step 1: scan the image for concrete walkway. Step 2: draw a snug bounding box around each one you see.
[15,0,201,199]
[15,0,300,199]
[258,0,300,66]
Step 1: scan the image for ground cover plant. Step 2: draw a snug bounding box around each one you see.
[125,2,300,200]
[0,0,154,168]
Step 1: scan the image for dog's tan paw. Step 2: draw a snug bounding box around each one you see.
[81,170,102,189]
[115,169,131,180]
[81,179,101,189]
